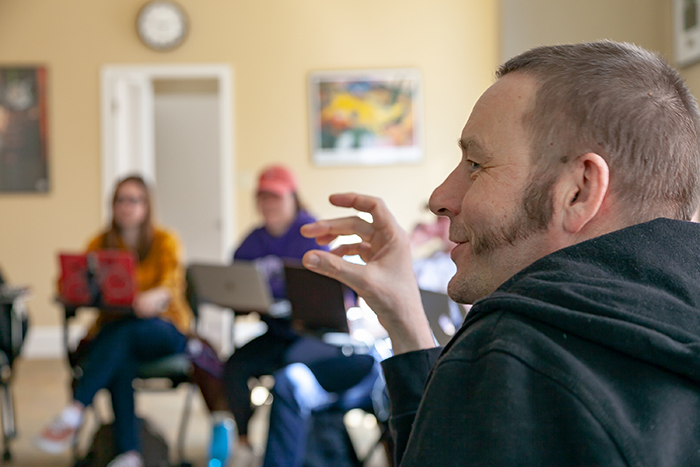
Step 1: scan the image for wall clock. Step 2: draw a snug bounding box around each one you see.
[136,1,188,51]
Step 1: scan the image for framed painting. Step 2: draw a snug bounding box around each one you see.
[675,0,700,66]
[308,68,423,167]
[0,67,49,192]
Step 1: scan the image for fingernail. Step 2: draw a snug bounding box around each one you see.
[305,253,320,268]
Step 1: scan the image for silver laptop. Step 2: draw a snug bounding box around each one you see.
[188,262,272,312]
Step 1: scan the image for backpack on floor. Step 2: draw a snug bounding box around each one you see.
[303,410,360,467]
[74,417,170,467]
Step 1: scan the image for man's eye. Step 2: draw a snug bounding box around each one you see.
[468,160,481,170]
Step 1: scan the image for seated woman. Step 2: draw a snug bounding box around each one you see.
[223,164,353,450]
[34,175,192,467]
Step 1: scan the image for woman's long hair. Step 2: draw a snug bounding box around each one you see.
[103,175,154,261]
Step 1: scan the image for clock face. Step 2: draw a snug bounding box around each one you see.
[136,1,188,51]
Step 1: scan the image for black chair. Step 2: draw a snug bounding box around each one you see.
[0,268,30,462]
[303,368,393,467]
[62,266,200,467]
[309,341,393,467]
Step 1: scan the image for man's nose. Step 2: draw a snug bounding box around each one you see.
[429,166,463,218]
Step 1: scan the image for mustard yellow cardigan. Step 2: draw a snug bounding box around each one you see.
[86,227,192,335]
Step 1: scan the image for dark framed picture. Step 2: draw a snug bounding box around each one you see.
[675,0,700,66]
[0,67,49,192]
[308,68,423,167]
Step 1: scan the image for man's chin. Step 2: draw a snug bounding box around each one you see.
[447,276,479,305]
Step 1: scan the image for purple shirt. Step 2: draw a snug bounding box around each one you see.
[233,211,328,299]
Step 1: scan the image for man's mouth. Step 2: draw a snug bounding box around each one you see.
[450,241,470,260]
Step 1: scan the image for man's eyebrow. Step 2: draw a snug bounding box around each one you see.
[457,138,489,158]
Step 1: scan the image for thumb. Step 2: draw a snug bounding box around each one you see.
[302,250,364,292]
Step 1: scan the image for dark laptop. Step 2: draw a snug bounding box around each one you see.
[283,264,350,334]
[420,289,466,346]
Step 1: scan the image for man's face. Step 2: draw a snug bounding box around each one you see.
[429,73,559,304]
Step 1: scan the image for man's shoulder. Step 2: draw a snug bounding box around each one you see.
[439,308,533,361]
[435,306,593,391]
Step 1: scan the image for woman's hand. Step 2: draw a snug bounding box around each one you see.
[300,193,435,355]
[133,287,171,318]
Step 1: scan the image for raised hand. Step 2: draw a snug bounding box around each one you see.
[300,193,435,354]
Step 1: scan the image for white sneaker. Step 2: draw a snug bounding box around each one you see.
[32,414,79,454]
[106,451,144,467]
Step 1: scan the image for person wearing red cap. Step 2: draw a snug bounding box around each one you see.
[221,164,344,453]
[222,165,384,466]
[253,165,302,237]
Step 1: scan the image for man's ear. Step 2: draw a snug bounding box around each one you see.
[557,153,609,234]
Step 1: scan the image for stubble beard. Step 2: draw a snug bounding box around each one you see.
[447,171,558,304]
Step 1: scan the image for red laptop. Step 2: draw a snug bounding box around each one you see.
[59,250,137,308]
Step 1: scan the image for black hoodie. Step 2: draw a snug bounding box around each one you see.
[382,218,700,467]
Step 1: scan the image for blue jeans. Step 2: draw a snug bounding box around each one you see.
[222,327,344,437]
[263,354,380,467]
[73,317,187,454]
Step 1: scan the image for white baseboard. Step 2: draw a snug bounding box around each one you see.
[23,324,87,360]
[22,318,265,360]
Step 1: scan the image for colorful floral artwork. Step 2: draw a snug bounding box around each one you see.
[309,68,422,166]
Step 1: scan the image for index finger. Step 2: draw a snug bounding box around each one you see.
[328,193,398,231]
[300,216,374,243]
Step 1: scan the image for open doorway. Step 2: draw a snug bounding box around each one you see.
[152,78,224,263]
[101,64,234,262]
[101,64,234,350]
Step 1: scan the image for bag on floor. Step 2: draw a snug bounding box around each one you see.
[304,410,360,467]
[74,417,170,467]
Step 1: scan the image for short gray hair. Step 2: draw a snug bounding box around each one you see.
[499,41,700,221]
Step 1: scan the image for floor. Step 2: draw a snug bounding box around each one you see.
[5,358,389,467]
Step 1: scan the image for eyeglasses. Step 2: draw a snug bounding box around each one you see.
[115,196,146,205]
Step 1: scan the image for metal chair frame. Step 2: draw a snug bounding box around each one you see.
[62,266,201,467]
[0,271,30,463]
[62,304,198,467]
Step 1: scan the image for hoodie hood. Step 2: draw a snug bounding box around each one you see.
[470,218,700,384]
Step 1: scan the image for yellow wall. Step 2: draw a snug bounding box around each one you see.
[501,0,672,62]
[0,0,499,327]
[674,0,700,99]
[681,64,700,99]
[501,0,700,109]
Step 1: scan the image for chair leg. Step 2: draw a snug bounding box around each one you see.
[0,383,14,463]
[70,406,91,464]
[359,423,391,467]
[71,414,83,464]
[176,383,196,465]
[70,403,103,465]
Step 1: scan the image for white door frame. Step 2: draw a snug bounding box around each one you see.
[100,64,234,262]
